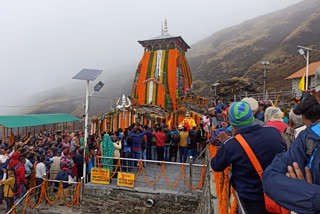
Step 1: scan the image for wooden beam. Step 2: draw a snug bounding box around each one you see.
[2,126,5,141]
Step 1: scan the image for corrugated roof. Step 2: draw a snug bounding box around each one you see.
[285,61,320,80]
[0,113,80,128]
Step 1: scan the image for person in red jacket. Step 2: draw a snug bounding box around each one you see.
[155,127,166,161]
[15,156,27,198]
[8,152,19,169]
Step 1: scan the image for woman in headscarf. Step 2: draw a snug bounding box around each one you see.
[100,134,115,172]
[265,107,288,134]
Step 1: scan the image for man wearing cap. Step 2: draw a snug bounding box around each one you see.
[211,101,285,214]
[263,95,320,213]
[242,97,265,126]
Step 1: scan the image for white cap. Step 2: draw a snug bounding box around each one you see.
[241,97,258,113]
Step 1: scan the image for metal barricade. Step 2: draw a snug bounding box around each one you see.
[6,179,82,214]
[91,156,206,193]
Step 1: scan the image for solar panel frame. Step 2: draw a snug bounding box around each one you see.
[72,68,103,81]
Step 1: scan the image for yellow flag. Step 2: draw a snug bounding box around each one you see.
[298,73,305,91]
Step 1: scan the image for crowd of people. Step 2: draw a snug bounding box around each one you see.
[0,117,208,212]
[210,68,320,214]
[0,132,84,211]
[1,71,320,214]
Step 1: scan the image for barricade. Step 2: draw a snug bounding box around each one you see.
[92,156,206,192]
[6,179,82,214]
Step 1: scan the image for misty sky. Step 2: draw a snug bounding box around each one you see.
[0,0,302,114]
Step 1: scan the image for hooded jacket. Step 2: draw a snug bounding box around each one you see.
[211,125,285,200]
[8,152,19,168]
[263,122,320,213]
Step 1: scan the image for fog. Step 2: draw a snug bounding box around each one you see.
[0,0,302,114]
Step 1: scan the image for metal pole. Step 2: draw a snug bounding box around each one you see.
[80,177,84,204]
[306,50,309,91]
[190,156,193,192]
[94,149,97,167]
[263,65,266,100]
[83,80,90,183]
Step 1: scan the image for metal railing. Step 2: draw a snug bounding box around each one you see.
[88,156,206,193]
[6,179,82,214]
[237,90,293,103]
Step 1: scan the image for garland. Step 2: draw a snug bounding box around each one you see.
[177,96,208,107]
[17,179,81,214]
[97,157,205,189]
[167,49,178,110]
[145,51,155,104]
[209,144,237,214]
[136,51,151,104]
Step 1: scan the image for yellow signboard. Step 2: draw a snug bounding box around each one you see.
[91,168,110,184]
[117,172,135,188]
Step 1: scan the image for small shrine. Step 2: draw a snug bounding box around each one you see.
[91,20,207,133]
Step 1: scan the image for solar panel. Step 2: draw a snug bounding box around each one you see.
[72,68,103,81]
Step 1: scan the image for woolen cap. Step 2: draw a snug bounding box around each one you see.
[241,97,258,113]
[228,101,254,128]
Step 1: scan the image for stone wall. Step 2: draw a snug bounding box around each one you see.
[292,76,315,97]
[81,185,201,214]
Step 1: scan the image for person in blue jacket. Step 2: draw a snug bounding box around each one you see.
[128,126,146,167]
[263,95,320,214]
[211,101,285,214]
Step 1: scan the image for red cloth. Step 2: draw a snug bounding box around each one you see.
[155,132,166,147]
[16,163,27,185]
[8,152,20,168]
[266,121,288,134]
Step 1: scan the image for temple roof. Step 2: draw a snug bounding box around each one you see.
[138,33,191,49]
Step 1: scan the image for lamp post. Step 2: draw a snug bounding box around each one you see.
[212,83,220,98]
[73,69,103,183]
[298,46,320,91]
[261,61,269,100]
[298,47,310,91]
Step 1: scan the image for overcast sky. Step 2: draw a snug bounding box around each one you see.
[0,0,302,114]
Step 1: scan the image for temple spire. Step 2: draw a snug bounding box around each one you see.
[164,18,168,33]
[161,21,164,36]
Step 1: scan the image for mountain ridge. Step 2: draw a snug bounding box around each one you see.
[187,0,320,97]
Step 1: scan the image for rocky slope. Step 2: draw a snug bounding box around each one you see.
[188,0,320,97]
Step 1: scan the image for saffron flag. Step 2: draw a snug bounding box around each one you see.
[298,73,305,91]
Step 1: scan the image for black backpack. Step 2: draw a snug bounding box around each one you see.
[171,132,180,145]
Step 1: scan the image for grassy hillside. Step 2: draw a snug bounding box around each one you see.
[188,0,320,97]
